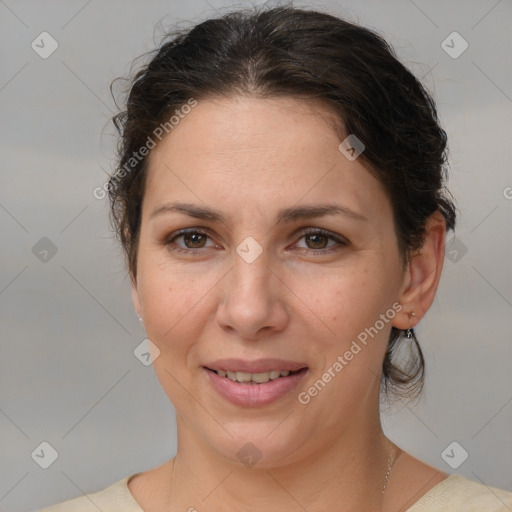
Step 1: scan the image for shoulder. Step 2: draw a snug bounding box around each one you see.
[408,474,512,511]
[36,475,142,512]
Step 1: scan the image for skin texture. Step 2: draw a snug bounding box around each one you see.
[129,96,448,511]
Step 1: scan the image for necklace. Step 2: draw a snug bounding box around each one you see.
[168,457,176,508]
[167,446,402,510]
[382,445,402,497]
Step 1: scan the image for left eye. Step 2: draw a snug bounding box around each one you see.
[295,229,346,251]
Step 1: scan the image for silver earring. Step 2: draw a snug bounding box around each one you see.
[405,311,416,338]
[138,314,143,324]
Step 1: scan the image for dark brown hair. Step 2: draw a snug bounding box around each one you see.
[109,6,456,400]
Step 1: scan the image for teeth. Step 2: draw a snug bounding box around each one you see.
[236,371,252,382]
[216,369,296,383]
[252,372,270,383]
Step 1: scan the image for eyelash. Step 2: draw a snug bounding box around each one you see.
[163,228,348,255]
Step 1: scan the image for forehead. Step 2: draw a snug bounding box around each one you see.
[143,96,391,224]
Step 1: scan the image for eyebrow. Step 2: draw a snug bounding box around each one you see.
[149,202,368,224]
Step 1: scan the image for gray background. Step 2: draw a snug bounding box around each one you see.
[1,0,511,510]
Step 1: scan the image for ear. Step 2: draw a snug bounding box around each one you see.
[131,274,142,319]
[392,211,447,330]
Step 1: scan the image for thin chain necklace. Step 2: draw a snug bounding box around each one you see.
[167,446,402,510]
[382,445,402,505]
[382,454,394,493]
[168,458,176,509]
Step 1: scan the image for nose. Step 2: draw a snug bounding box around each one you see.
[215,245,289,340]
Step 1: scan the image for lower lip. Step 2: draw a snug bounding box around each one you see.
[205,368,308,407]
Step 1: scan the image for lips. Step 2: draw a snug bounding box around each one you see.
[203,358,308,407]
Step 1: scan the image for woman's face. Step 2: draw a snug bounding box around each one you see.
[132,96,410,466]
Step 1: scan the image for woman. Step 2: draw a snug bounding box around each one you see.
[40,6,512,511]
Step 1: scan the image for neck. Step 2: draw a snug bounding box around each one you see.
[168,407,395,511]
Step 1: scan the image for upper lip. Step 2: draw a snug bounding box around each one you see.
[204,358,308,373]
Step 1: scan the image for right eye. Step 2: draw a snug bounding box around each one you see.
[164,228,219,253]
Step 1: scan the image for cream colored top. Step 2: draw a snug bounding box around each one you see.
[38,474,512,511]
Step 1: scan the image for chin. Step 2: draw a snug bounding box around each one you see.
[199,416,315,470]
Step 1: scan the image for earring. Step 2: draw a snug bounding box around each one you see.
[405,310,416,338]
[137,314,144,324]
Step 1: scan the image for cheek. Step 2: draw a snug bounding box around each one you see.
[136,254,200,346]
[142,278,199,342]
[291,263,388,338]
[305,267,397,378]
[138,268,204,399]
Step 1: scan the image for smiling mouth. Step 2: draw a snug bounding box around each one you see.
[204,367,307,384]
